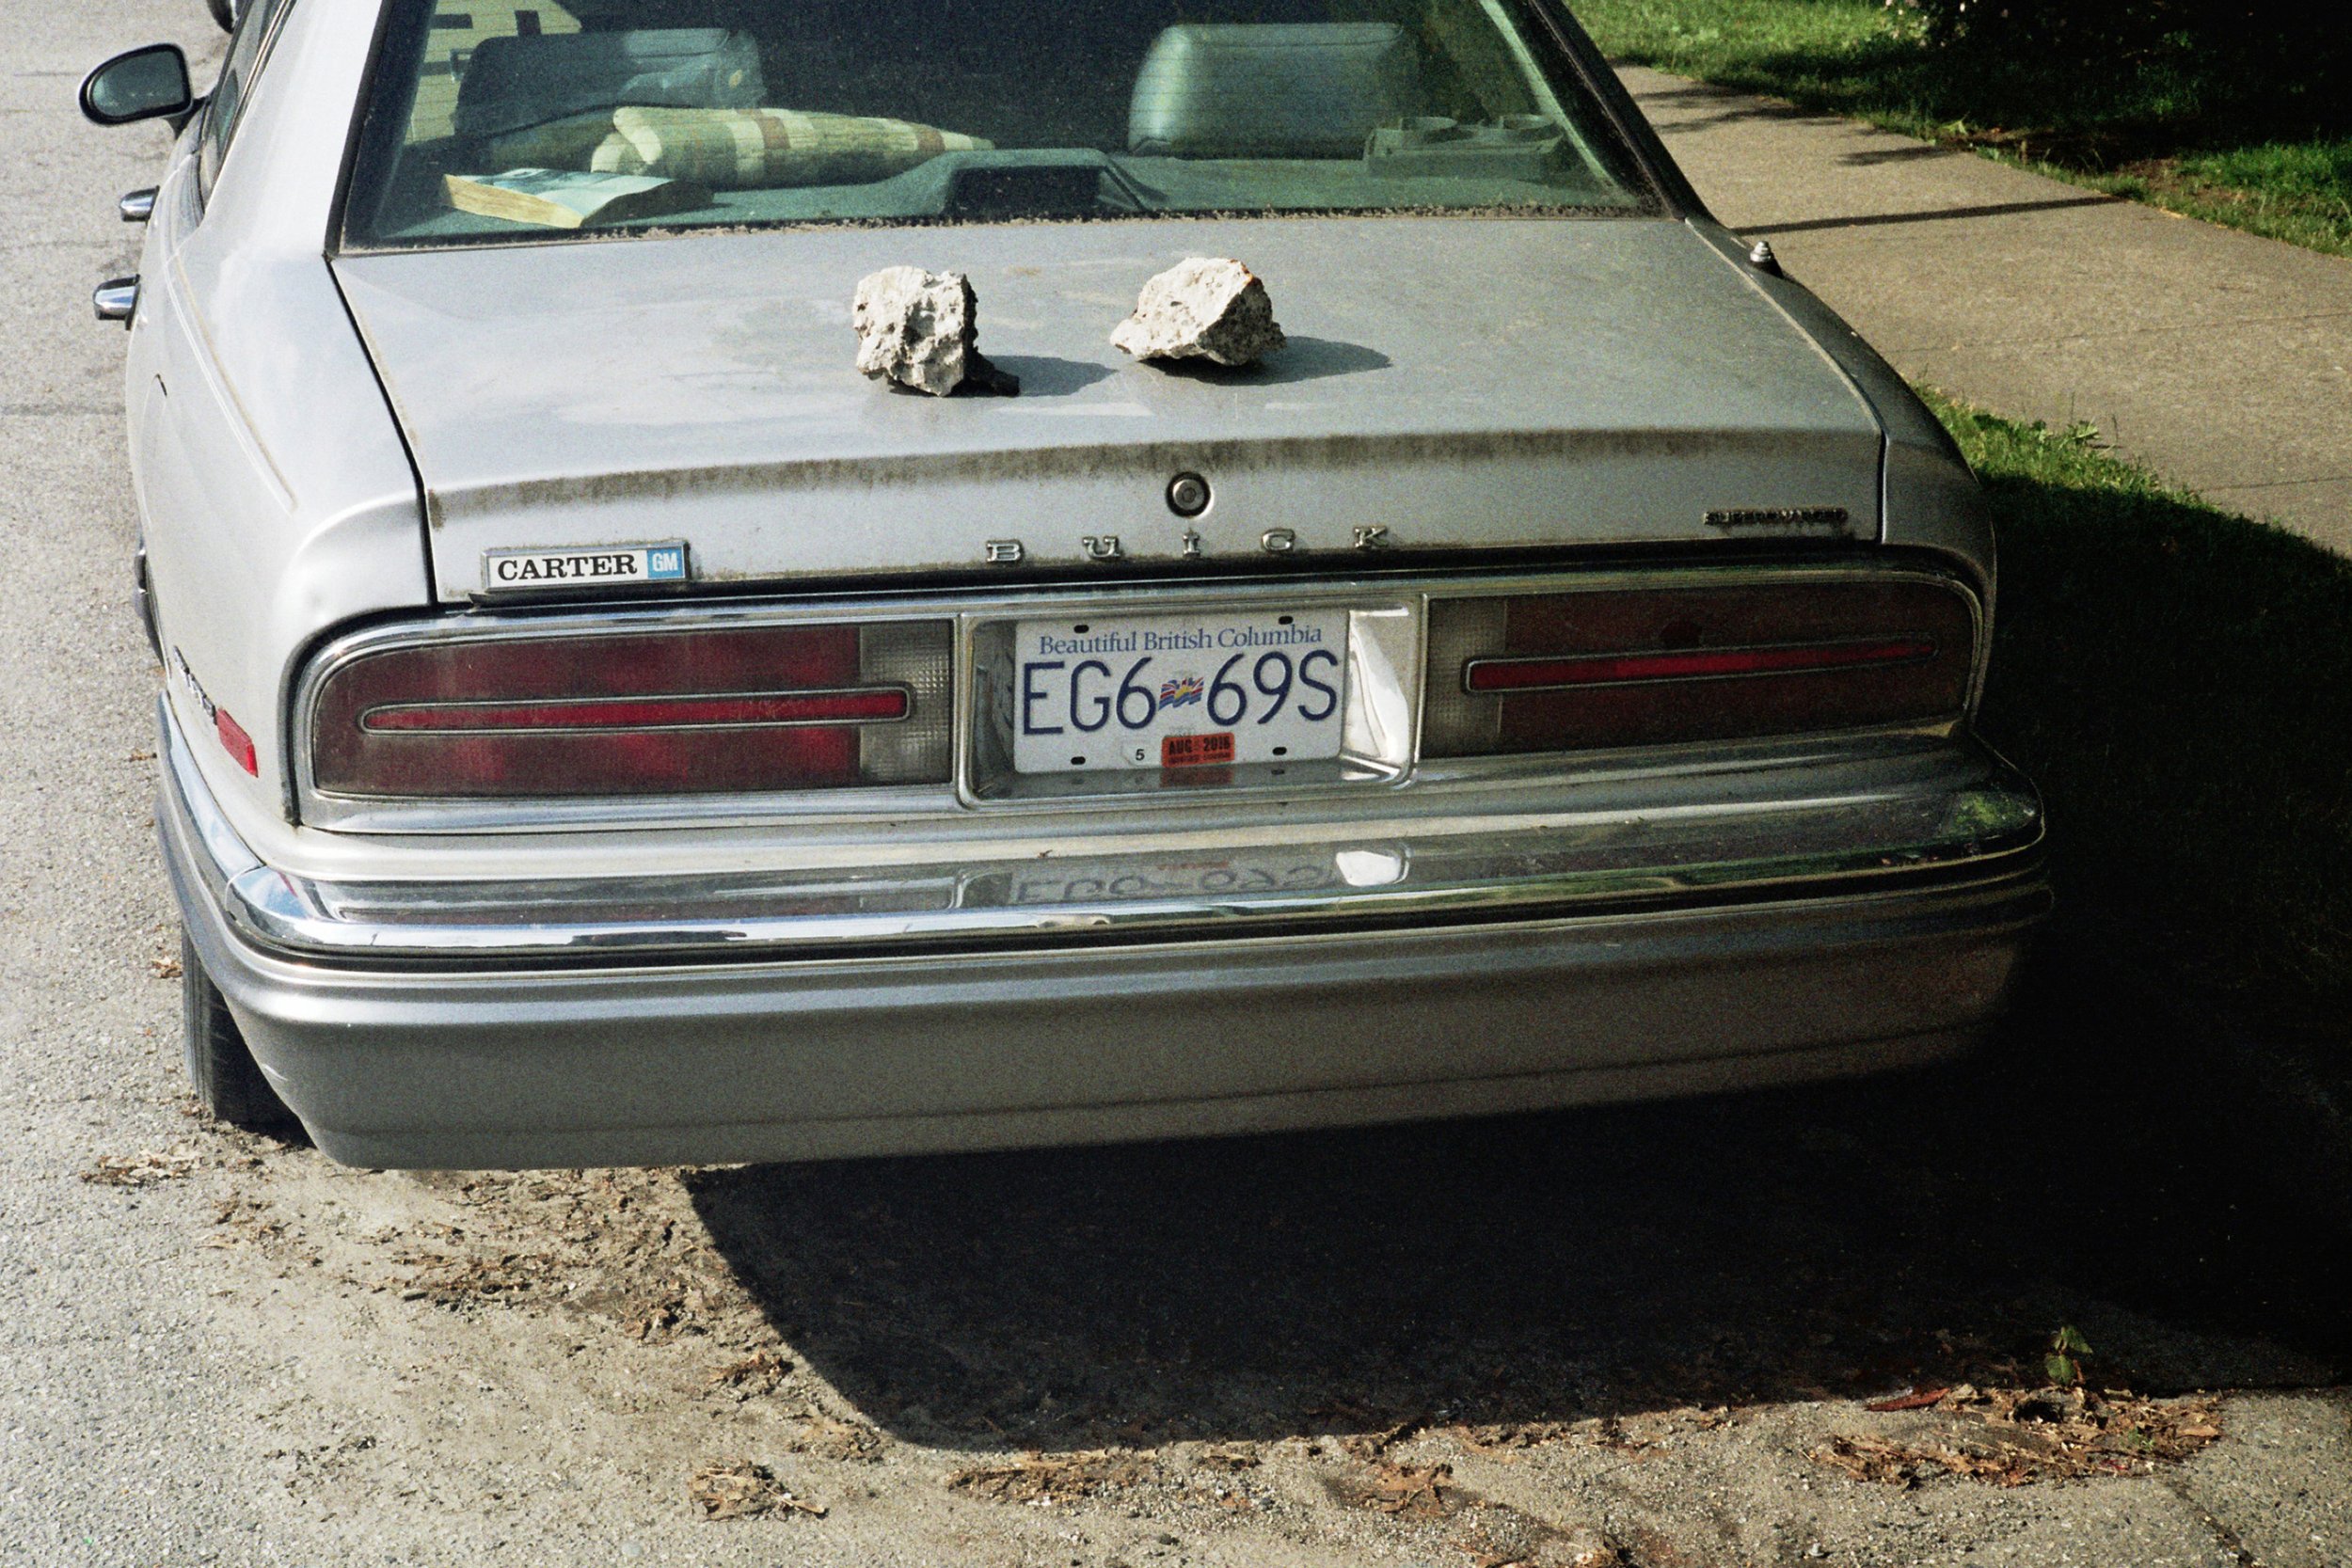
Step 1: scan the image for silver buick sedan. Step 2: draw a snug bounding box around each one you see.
[84,0,2046,1169]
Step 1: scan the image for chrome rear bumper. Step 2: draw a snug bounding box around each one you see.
[159,701,2049,1168]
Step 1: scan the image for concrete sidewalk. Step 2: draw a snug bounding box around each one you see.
[1619,66,2352,555]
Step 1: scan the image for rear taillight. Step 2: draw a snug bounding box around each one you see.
[309,621,952,798]
[1422,578,1976,757]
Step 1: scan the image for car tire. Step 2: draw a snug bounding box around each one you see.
[181,933,300,1134]
[206,0,238,32]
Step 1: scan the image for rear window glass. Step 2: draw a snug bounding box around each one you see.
[341,0,1656,247]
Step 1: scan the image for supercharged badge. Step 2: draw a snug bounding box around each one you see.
[481,542,690,594]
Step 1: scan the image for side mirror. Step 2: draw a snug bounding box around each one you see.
[80,44,195,129]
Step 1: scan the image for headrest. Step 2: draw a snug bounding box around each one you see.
[454,28,765,140]
[1128,24,1420,159]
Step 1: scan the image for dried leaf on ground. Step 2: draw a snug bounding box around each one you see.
[1339,1459,1459,1520]
[784,1415,887,1464]
[947,1449,1155,1505]
[687,1459,825,1520]
[1813,1434,1918,1487]
[1970,1384,2224,1463]
[1192,1444,1260,1472]
[1813,1433,2032,1489]
[1864,1386,1950,1413]
[365,1168,748,1340]
[150,952,183,979]
[389,1248,563,1306]
[1813,1386,2224,1487]
[1589,1417,1661,1453]
[80,1148,199,1187]
[204,1195,284,1249]
[1446,1419,1579,1454]
[1338,1414,1428,1460]
[628,1298,686,1339]
[707,1348,792,1397]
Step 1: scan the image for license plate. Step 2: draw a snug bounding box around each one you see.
[1010,610,1350,774]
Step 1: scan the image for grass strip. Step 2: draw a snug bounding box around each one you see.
[1574,0,2352,257]
[1934,389,2352,1037]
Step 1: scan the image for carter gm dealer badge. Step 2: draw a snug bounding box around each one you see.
[481,542,691,594]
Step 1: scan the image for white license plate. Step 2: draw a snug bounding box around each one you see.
[1010,610,1350,774]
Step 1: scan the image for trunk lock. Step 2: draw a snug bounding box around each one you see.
[1166,472,1212,517]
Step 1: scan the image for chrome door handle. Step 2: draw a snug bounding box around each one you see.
[94,277,139,325]
[119,187,158,223]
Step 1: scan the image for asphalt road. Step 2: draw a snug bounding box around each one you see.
[3,8,2348,1568]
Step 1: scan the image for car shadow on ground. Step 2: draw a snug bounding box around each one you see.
[686,945,2352,1452]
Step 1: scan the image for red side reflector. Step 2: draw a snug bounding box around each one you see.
[215,708,259,775]
[1465,637,1939,693]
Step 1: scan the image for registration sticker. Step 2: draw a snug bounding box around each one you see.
[480,542,690,594]
[1161,733,1236,768]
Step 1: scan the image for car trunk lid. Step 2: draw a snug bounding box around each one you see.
[331,215,1883,600]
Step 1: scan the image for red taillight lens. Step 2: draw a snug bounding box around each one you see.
[310,621,952,798]
[1422,579,1976,757]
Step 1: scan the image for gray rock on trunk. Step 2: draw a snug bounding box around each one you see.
[852,266,1018,397]
[1111,257,1285,368]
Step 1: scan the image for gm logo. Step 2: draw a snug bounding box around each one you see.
[645,546,688,581]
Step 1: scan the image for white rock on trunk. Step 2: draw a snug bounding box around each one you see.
[851,266,1018,396]
[1110,257,1285,368]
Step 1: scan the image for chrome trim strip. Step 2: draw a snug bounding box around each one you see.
[173,695,2044,966]
[289,562,1984,835]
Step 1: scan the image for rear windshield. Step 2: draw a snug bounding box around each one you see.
[341,0,1657,247]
